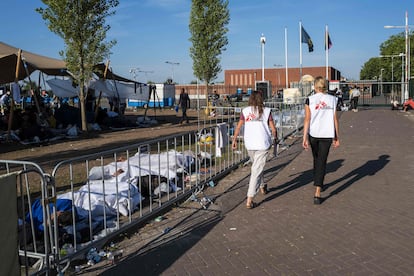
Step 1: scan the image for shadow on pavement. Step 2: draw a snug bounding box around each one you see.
[98,214,222,275]
[263,159,345,204]
[324,154,390,200]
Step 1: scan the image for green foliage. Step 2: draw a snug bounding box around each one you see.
[360,57,383,80]
[36,0,119,130]
[37,0,118,83]
[360,31,413,81]
[189,0,229,88]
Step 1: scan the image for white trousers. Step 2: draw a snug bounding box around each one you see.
[247,149,269,198]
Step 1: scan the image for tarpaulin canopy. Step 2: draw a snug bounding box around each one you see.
[94,63,135,83]
[0,41,67,85]
[0,41,142,86]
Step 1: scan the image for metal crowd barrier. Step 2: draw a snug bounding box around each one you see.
[0,104,304,274]
[201,101,305,142]
[0,160,57,276]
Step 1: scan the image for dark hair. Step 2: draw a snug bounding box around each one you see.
[58,211,73,226]
[248,91,264,118]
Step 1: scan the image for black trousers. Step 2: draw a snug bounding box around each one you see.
[351,97,359,109]
[309,135,332,187]
[180,107,188,122]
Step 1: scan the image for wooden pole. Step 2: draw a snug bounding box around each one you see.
[94,60,110,122]
[22,58,41,114]
[6,49,22,140]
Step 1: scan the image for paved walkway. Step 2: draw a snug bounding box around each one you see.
[90,108,414,275]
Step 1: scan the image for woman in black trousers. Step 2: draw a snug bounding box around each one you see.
[303,76,340,204]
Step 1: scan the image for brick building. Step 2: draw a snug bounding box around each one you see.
[224,66,341,92]
[175,66,341,100]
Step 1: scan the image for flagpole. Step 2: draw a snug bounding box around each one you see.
[285,27,288,88]
[299,21,303,79]
[325,25,329,80]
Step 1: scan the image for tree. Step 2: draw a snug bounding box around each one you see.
[189,0,229,106]
[360,32,413,82]
[37,0,119,131]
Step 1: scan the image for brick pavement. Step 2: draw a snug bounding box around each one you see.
[84,108,414,275]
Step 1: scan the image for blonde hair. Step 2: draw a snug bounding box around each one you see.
[313,76,327,91]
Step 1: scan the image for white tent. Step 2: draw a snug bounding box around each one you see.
[110,81,150,101]
[46,79,78,98]
[47,78,150,101]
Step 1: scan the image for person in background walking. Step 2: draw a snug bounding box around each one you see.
[335,87,344,110]
[302,76,340,205]
[178,88,190,124]
[349,86,361,112]
[232,90,277,209]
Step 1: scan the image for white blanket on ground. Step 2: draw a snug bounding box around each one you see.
[61,150,186,218]
[89,150,186,181]
[58,178,142,217]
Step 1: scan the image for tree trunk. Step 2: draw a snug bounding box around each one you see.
[79,84,88,131]
[204,82,210,116]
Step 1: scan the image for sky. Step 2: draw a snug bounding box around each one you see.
[2,0,414,85]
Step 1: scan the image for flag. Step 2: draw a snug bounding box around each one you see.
[325,31,332,50]
[301,25,313,52]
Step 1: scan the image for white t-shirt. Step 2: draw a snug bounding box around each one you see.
[307,93,337,138]
[241,106,272,150]
[350,88,361,98]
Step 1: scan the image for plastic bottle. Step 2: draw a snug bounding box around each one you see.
[107,252,114,264]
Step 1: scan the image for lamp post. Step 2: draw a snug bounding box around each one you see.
[384,11,412,101]
[138,70,154,83]
[260,34,266,81]
[380,68,385,95]
[273,64,282,87]
[129,67,139,82]
[380,53,405,100]
[400,53,405,102]
[165,61,179,82]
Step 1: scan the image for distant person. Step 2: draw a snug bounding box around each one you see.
[335,88,344,109]
[178,88,190,124]
[231,91,277,209]
[302,76,340,205]
[390,97,400,110]
[402,97,414,112]
[212,90,220,106]
[0,91,10,114]
[108,96,115,111]
[349,86,361,112]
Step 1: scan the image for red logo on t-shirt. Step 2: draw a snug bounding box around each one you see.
[245,113,257,121]
[315,100,327,110]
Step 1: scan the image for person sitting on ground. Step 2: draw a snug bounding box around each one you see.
[27,198,77,233]
[390,97,400,110]
[402,97,414,112]
[18,108,54,142]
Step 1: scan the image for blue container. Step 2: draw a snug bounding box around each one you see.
[247,88,252,95]
[237,88,242,94]
[164,97,174,107]
[162,97,174,107]
[149,101,164,108]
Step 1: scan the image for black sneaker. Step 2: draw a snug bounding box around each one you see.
[313,196,322,205]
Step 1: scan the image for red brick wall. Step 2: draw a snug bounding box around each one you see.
[173,66,341,97]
